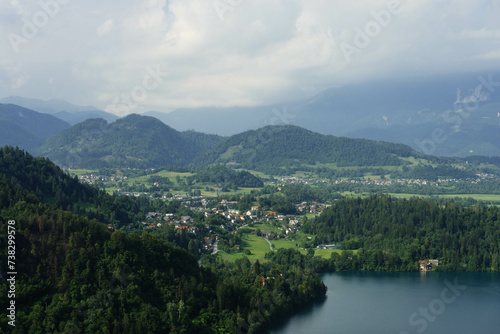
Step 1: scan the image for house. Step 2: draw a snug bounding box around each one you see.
[419,259,439,271]
[181,216,191,224]
[428,259,439,267]
[260,277,268,288]
[261,231,272,238]
[147,212,160,219]
[316,244,340,249]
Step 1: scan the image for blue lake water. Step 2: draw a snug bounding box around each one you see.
[267,271,500,334]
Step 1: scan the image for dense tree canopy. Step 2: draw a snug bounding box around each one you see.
[0,147,326,333]
[303,195,500,272]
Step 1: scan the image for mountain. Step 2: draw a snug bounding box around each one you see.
[39,113,464,175]
[0,103,70,151]
[0,96,101,114]
[146,72,500,157]
[0,96,119,125]
[54,110,119,125]
[191,125,431,175]
[286,72,500,157]
[345,102,500,157]
[38,114,225,168]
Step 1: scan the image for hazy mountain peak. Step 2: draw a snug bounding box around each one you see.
[0,96,101,114]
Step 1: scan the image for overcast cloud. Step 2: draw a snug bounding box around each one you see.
[0,0,499,114]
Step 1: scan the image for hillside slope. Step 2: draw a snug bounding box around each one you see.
[192,125,428,174]
[38,114,225,168]
[0,104,70,151]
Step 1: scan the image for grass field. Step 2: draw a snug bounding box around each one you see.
[386,193,500,203]
[439,194,500,202]
[218,234,272,262]
[68,168,262,197]
[219,222,357,261]
[251,223,283,233]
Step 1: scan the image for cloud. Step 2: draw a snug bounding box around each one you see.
[0,0,499,113]
[97,19,114,37]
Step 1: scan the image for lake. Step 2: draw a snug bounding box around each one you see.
[267,271,500,334]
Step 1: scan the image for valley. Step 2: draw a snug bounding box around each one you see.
[2,97,500,334]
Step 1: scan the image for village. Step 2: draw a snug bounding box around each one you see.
[76,170,497,190]
[127,196,328,254]
[75,169,500,257]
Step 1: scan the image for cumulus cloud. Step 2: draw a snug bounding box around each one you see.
[0,0,499,114]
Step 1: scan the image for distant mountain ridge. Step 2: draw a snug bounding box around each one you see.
[0,96,119,125]
[0,96,100,113]
[144,71,500,157]
[0,103,70,151]
[38,113,438,173]
[145,104,299,136]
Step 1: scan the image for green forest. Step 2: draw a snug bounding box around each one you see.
[38,115,224,169]
[303,195,500,272]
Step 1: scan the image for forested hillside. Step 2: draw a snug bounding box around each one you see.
[38,115,225,169]
[303,195,500,272]
[192,125,429,174]
[0,147,326,333]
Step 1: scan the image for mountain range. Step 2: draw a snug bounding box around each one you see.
[37,113,456,177]
[146,72,500,157]
[0,96,119,125]
[3,70,500,160]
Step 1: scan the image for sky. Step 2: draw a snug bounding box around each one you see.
[0,0,499,115]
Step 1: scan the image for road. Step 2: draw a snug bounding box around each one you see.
[262,237,276,252]
[211,240,219,255]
